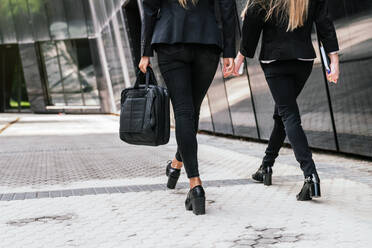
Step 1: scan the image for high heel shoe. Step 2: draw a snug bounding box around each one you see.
[185,185,206,215]
[252,165,273,186]
[296,173,321,201]
[165,161,180,189]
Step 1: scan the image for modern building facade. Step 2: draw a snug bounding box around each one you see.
[0,0,371,158]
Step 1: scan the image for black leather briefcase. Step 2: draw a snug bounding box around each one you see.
[120,67,170,146]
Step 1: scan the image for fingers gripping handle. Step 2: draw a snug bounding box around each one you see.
[134,67,158,89]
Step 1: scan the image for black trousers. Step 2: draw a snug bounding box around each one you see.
[156,43,220,178]
[260,60,317,177]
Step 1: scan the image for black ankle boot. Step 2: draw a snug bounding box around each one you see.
[185,185,206,215]
[296,173,321,201]
[252,165,273,186]
[166,161,180,189]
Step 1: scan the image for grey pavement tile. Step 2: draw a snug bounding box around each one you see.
[24,192,37,199]
[94,188,108,194]
[61,190,73,197]
[150,184,166,191]
[1,193,14,201]
[139,185,156,191]
[50,191,61,198]
[106,187,119,194]
[72,189,85,196]
[116,186,129,193]
[127,185,142,192]
[13,193,26,201]
[81,188,96,195]
[37,192,50,198]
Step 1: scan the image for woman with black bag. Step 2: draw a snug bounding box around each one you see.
[139,0,236,215]
[234,0,340,200]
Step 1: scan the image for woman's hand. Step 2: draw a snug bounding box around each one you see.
[233,52,245,76]
[223,58,235,78]
[139,56,151,73]
[327,53,340,84]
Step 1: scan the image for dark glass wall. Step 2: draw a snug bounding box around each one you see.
[199,0,371,157]
[327,0,372,157]
[0,45,29,112]
[39,39,99,106]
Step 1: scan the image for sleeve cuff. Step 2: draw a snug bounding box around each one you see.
[323,39,339,54]
[223,46,236,58]
[142,45,154,57]
[239,47,255,58]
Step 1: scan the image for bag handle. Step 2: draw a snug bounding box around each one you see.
[134,67,158,89]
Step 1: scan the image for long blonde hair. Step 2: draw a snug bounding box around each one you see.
[242,0,309,31]
[178,0,199,8]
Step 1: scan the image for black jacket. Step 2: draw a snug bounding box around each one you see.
[240,0,339,60]
[141,0,236,58]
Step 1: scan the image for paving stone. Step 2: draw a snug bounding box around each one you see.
[0,114,371,248]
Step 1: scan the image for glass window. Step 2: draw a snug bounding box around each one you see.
[0,0,17,44]
[10,0,33,43]
[199,96,214,132]
[28,0,50,41]
[40,39,99,107]
[63,0,88,39]
[117,10,136,86]
[207,61,234,135]
[224,4,259,138]
[56,40,83,105]
[327,0,372,156]
[101,23,125,107]
[45,0,69,40]
[0,45,29,112]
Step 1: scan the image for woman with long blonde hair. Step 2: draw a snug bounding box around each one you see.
[235,0,340,200]
[139,0,236,215]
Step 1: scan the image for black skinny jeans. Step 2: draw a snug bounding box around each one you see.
[156,43,220,178]
[260,60,317,177]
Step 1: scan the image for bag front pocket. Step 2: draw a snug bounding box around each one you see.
[120,97,148,133]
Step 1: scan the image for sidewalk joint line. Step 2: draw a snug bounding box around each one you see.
[0,179,257,202]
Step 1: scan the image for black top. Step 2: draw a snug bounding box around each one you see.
[141,0,236,58]
[240,0,339,60]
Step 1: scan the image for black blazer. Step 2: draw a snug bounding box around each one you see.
[240,0,339,60]
[141,0,236,58]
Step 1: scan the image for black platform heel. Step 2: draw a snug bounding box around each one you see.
[296,173,321,201]
[165,161,180,189]
[252,165,273,186]
[263,167,273,186]
[310,173,321,198]
[185,185,206,215]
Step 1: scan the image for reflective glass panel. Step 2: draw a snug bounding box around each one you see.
[10,0,33,43]
[41,41,64,97]
[63,0,88,39]
[327,0,372,156]
[199,96,214,132]
[19,43,46,111]
[0,0,17,44]
[105,0,115,18]
[75,39,99,106]
[117,10,136,86]
[56,40,83,105]
[28,0,50,41]
[101,24,125,107]
[45,0,69,40]
[207,61,234,135]
[40,39,99,106]
[225,3,258,138]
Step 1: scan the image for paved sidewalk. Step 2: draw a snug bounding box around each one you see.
[0,114,371,248]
